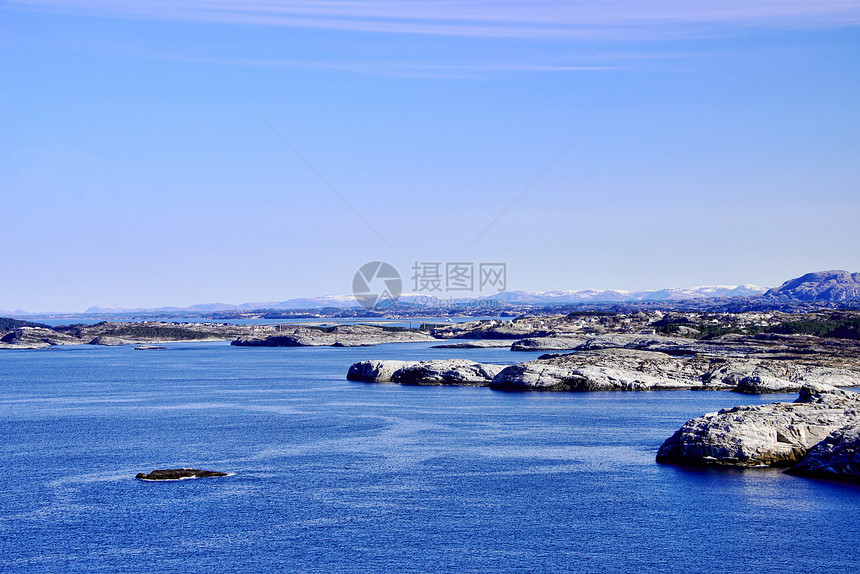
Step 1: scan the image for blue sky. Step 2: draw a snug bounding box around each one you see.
[2,1,859,311]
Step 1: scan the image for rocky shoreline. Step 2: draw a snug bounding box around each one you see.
[0,321,262,349]
[6,310,857,398]
[345,312,860,394]
[348,359,505,386]
[347,349,859,394]
[0,321,434,349]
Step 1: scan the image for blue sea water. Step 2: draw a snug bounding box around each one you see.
[1,342,858,573]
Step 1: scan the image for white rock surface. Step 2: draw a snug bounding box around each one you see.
[656,385,860,467]
[347,359,505,386]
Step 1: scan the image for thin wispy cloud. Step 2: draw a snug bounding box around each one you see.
[10,1,860,38]
[155,54,625,77]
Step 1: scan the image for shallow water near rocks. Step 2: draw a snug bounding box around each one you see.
[1,342,858,573]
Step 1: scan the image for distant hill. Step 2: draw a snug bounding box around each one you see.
[762,270,860,302]
[83,295,359,315]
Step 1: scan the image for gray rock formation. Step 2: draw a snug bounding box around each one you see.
[0,327,80,349]
[510,337,586,351]
[572,333,780,358]
[431,340,512,349]
[346,360,409,382]
[233,325,434,347]
[491,349,701,391]
[347,359,505,386]
[490,330,860,393]
[571,333,690,352]
[1,321,258,349]
[488,349,859,393]
[430,316,587,340]
[786,423,860,482]
[430,319,552,340]
[656,385,860,467]
[706,361,859,393]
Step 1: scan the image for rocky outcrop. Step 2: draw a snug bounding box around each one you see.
[571,333,690,352]
[0,327,81,349]
[706,361,859,394]
[491,349,701,391]
[786,423,860,482]
[432,340,512,349]
[430,317,581,340]
[233,325,434,347]
[656,385,860,467]
[346,360,409,382]
[488,348,860,393]
[510,337,585,352]
[135,468,229,480]
[347,359,505,386]
[1,321,261,349]
[571,333,791,358]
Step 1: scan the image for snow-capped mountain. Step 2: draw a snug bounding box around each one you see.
[483,284,767,305]
[73,284,768,315]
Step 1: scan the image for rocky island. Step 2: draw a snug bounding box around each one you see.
[0,319,435,349]
[656,384,860,483]
[135,468,229,480]
[0,320,268,349]
[232,324,435,347]
[348,359,505,386]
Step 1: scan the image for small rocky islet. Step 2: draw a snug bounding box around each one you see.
[135,468,229,481]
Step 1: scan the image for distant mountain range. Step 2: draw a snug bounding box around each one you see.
[83,294,359,314]
[481,284,768,305]
[5,270,859,319]
[76,284,769,315]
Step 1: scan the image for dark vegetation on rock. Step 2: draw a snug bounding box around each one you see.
[0,317,52,332]
[654,311,860,340]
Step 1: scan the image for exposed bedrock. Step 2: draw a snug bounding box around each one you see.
[489,348,859,393]
[347,359,505,386]
[785,423,860,482]
[656,385,860,468]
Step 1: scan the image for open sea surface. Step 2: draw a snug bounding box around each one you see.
[1,341,858,573]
